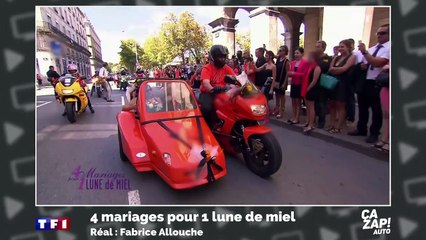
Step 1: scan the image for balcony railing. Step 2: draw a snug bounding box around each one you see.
[37,21,91,56]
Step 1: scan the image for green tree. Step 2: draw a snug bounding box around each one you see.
[118,39,144,72]
[141,35,174,68]
[160,11,210,63]
[107,62,120,73]
[236,32,251,54]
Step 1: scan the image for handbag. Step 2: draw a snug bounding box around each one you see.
[262,77,273,100]
[375,70,389,88]
[320,73,339,90]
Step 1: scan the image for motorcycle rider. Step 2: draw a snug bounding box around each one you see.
[119,67,128,91]
[99,62,114,102]
[135,66,145,78]
[61,64,95,115]
[199,44,236,128]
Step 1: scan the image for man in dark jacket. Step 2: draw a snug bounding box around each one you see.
[254,47,267,89]
[46,66,61,98]
[314,40,333,128]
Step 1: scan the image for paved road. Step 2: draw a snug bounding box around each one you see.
[37,88,389,205]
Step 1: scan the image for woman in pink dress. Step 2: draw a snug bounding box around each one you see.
[287,47,309,124]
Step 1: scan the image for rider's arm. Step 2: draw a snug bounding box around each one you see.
[200,66,214,92]
[189,73,196,86]
[202,80,214,92]
[122,97,137,111]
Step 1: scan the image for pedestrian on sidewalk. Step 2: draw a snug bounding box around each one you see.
[273,45,290,119]
[254,47,267,90]
[243,54,256,85]
[254,50,277,113]
[99,62,114,102]
[327,40,357,134]
[303,52,322,133]
[314,40,333,129]
[287,47,309,124]
[348,24,390,143]
[332,46,339,59]
[346,38,362,125]
[374,63,390,152]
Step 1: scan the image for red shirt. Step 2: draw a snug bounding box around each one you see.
[290,59,309,85]
[301,62,318,97]
[200,63,235,93]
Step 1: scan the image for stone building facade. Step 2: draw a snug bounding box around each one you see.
[36,7,99,80]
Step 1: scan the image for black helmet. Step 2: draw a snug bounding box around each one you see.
[209,45,229,68]
[120,67,126,75]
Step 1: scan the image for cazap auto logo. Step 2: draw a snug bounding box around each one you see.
[362,209,391,235]
[68,165,131,190]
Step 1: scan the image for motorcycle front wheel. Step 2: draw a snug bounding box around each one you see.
[96,86,101,98]
[65,102,77,123]
[243,133,282,178]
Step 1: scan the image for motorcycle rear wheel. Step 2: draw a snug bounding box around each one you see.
[65,102,77,123]
[244,133,282,177]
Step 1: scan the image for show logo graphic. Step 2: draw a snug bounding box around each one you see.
[68,165,131,190]
[361,209,392,235]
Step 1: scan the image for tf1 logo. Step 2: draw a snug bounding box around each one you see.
[36,218,70,230]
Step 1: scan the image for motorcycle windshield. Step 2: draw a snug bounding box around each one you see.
[240,81,260,98]
[144,81,198,113]
[59,74,76,87]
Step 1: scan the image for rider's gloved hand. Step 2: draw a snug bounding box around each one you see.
[210,86,227,94]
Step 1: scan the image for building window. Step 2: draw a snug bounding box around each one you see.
[47,15,52,24]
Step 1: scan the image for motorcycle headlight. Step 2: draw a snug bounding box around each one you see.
[250,105,267,115]
[62,89,74,94]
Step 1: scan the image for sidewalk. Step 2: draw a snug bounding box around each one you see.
[267,90,389,161]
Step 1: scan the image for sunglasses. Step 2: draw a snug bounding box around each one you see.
[376,31,389,36]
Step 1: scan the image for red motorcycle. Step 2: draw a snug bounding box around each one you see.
[208,75,282,177]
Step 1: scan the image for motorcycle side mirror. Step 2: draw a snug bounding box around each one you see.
[224,75,240,86]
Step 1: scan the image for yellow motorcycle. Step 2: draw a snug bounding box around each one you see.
[55,74,89,123]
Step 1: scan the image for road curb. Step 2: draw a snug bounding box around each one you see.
[269,118,389,162]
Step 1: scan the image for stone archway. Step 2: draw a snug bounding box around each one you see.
[209,7,313,59]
